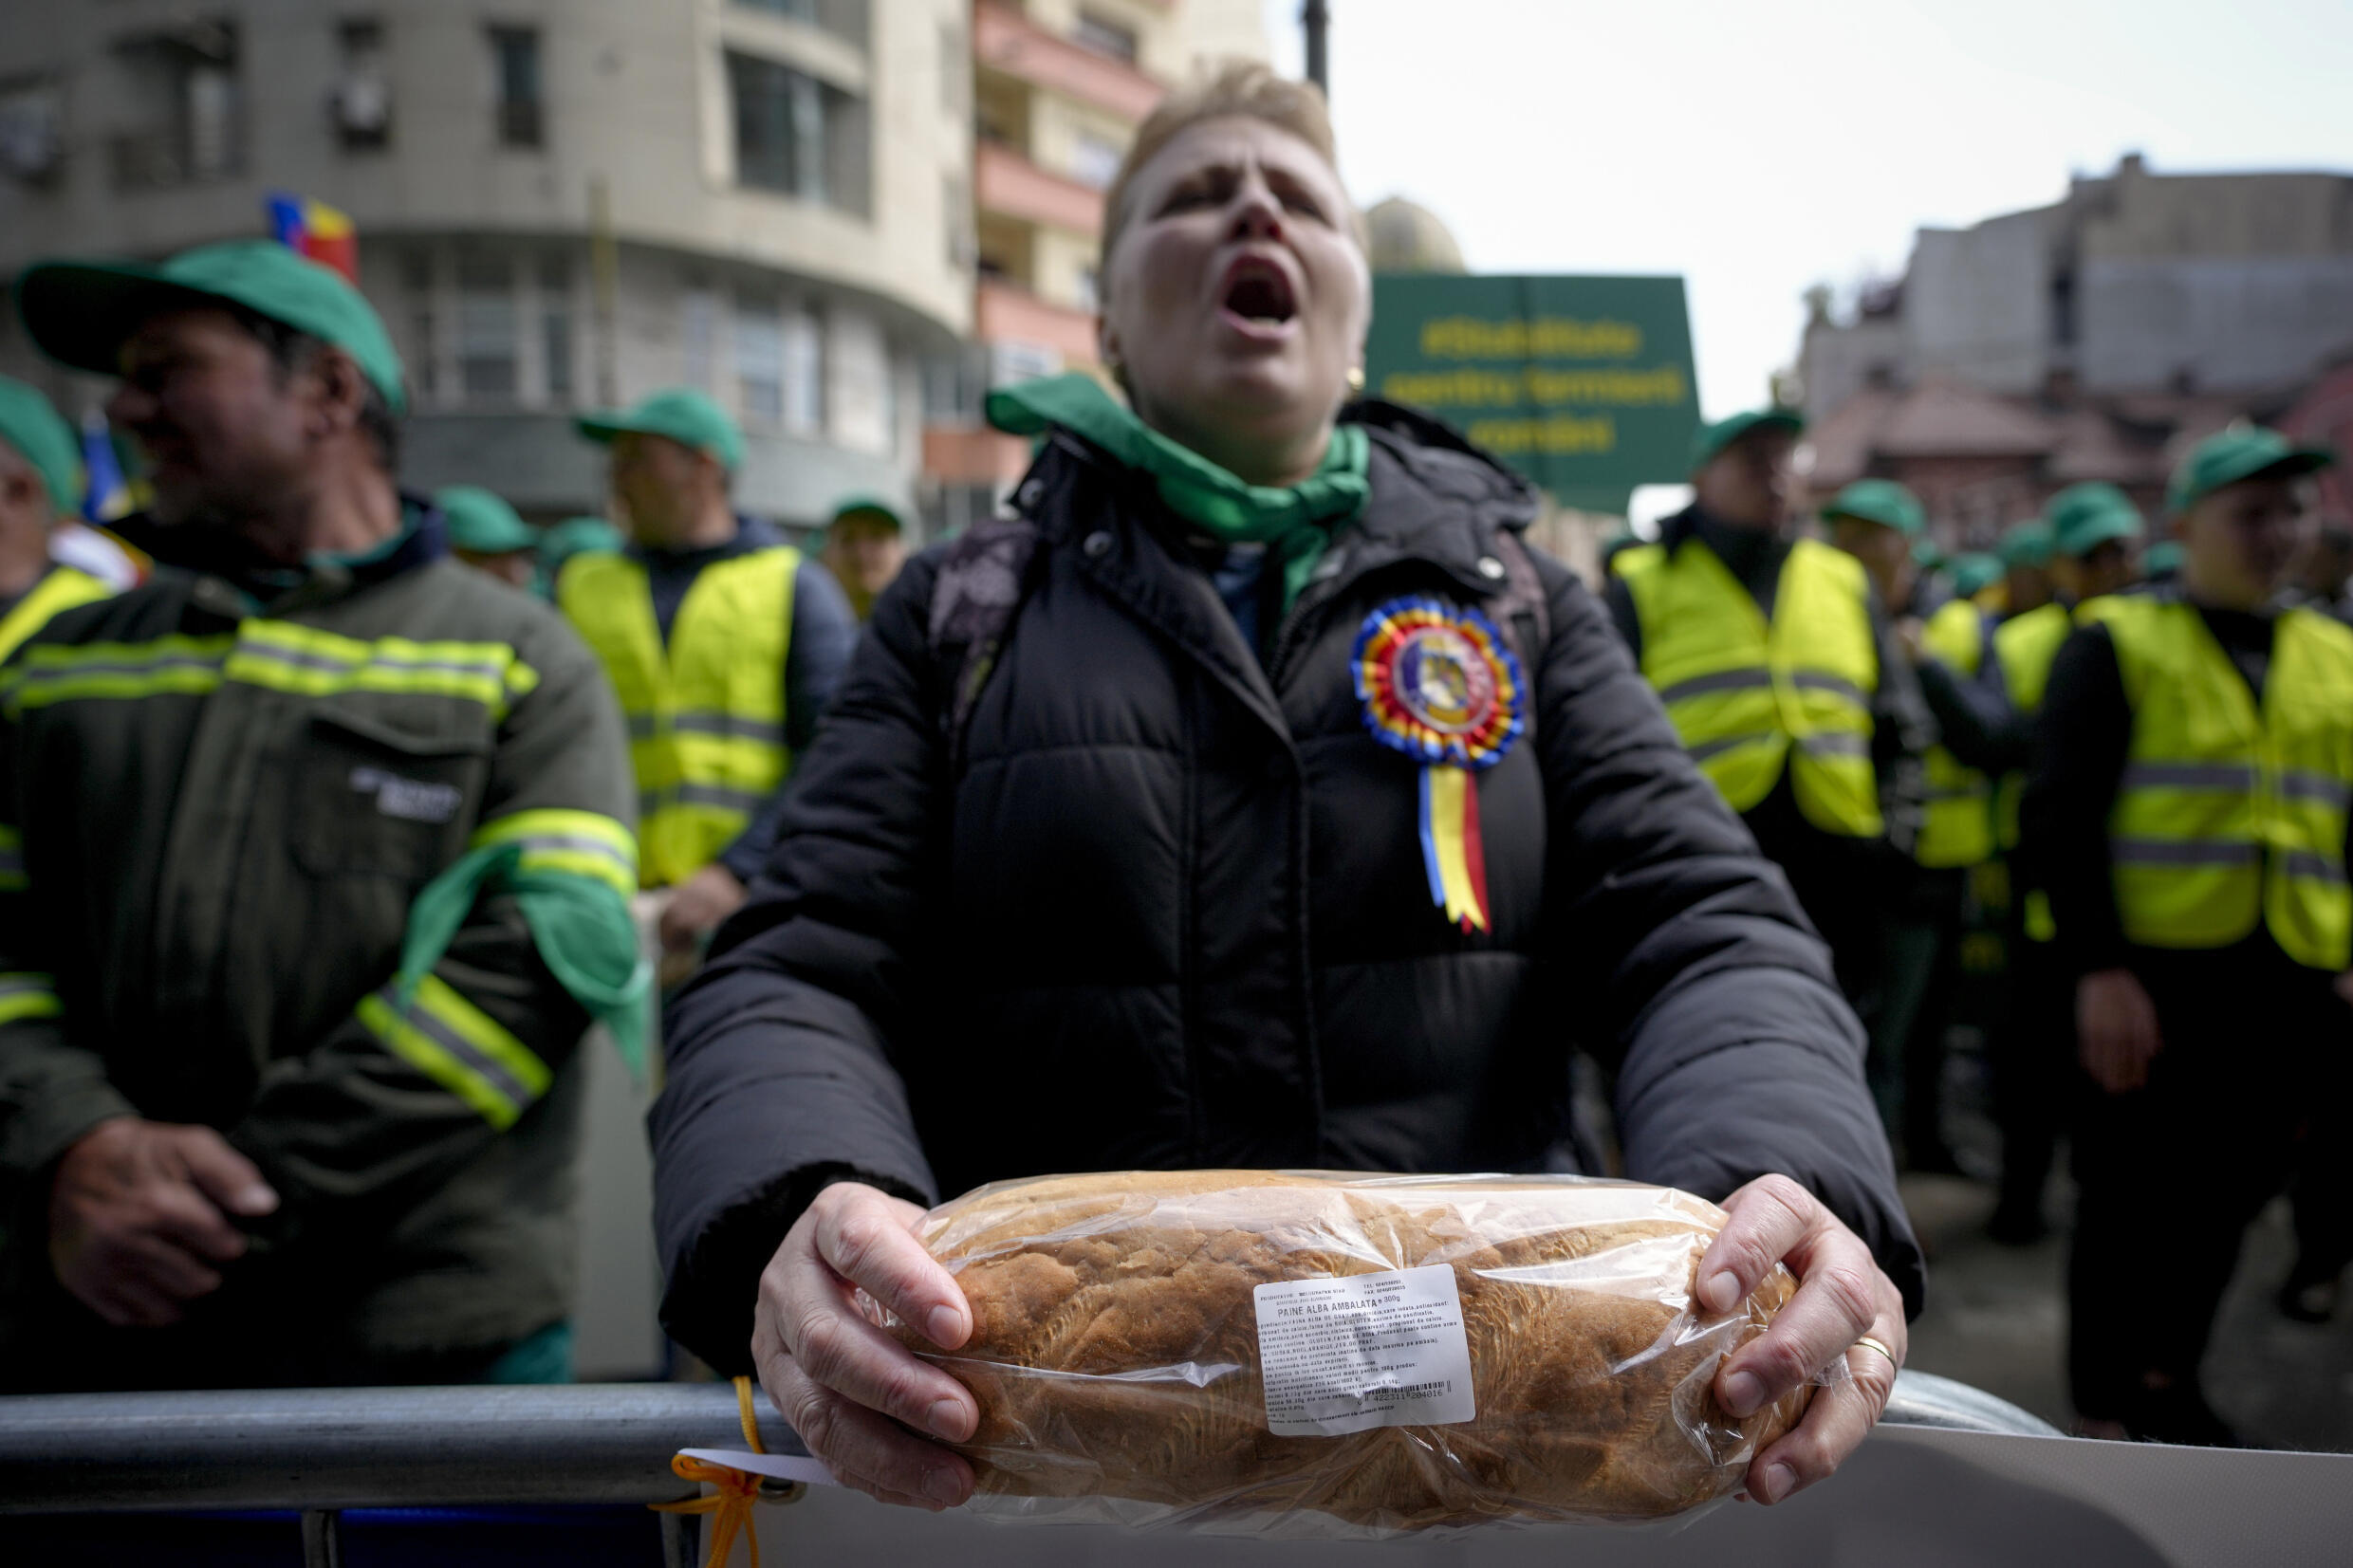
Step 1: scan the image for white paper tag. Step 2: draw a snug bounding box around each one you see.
[676,1448,840,1487]
[1252,1264,1477,1437]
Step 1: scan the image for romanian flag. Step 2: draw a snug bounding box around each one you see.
[79,412,134,524]
[266,191,359,282]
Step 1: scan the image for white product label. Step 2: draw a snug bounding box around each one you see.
[1252,1264,1477,1437]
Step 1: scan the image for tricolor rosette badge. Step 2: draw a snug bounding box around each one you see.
[1351,598,1526,932]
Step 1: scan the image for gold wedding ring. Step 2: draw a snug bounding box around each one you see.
[1850,1335,1899,1371]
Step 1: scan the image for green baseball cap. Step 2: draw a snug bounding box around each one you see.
[1820,478,1925,538]
[16,239,407,415]
[2044,482,2145,558]
[540,515,624,565]
[577,388,744,472]
[829,493,907,532]
[1998,520,2053,570]
[1951,552,2003,599]
[0,375,82,517]
[1912,538,1946,570]
[1690,407,1805,472]
[2142,541,2185,580]
[435,485,538,555]
[2164,425,2333,516]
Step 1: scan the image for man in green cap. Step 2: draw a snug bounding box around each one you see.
[0,238,639,1391]
[436,485,540,591]
[819,494,912,624]
[1994,519,2055,620]
[1981,480,2146,1242]
[562,388,857,968]
[0,376,116,661]
[1820,479,2009,1171]
[1820,478,1928,620]
[1950,553,2003,601]
[536,515,623,600]
[2022,427,2348,1444]
[1608,413,1932,1025]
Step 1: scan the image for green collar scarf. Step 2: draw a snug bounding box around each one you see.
[986,373,1370,614]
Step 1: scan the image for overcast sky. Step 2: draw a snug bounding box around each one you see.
[1257,0,2353,421]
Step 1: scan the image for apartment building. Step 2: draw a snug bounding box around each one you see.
[0,0,974,528]
[920,0,1267,529]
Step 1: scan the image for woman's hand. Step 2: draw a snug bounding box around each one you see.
[750,1182,978,1509]
[1695,1174,1907,1506]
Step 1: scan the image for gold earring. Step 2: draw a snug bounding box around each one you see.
[1347,365,1366,397]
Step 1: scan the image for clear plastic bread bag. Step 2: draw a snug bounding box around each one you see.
[876,1170,1815,1538]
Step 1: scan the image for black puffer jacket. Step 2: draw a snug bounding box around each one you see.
[652,406,1921,1372]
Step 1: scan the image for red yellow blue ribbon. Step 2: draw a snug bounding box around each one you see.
[1355,598,1524,934]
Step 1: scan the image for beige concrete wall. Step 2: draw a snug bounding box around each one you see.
[2081,165,2353,262]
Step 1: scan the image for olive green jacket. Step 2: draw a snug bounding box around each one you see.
[0,512,636,1388]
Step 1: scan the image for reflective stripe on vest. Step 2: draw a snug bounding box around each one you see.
[1917,597,1995,869]
[559,546,797,888]
[1621,537,1881,836]
[0,566,113,663]
[2102,598,2353,970]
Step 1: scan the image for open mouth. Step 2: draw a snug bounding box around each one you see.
[1221,259,1298,328]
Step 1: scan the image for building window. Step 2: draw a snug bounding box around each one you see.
[489,26,542,149]
[738,296,824,434]
[727,51,870,216]
[735,296,785,425]
[682,286,719,391]
[1071,11,1139,65]
[402,249,438,403]
[109,20,243,190]
[1068,131,1122,193]
[331,20,392,151]
[540,254,574,403]
[734,0,872,48]
[1073,267,1101,314]
[456,252,519,403]
[0,77,66,187]
[782,304,824,436]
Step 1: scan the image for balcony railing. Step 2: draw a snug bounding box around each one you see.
[975,139,1106,236]
[973,2,1165,123]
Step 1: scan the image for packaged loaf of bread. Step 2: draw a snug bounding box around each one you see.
[882,1170,1812,1535]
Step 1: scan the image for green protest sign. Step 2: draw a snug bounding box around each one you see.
[1365,275,1699,515]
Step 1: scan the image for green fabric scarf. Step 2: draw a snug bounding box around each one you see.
[986,373,1370,615]
[395,843,652,1078]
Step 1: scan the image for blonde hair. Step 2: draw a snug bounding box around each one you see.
[1099,62,1364,277]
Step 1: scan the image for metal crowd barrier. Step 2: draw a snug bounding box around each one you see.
[0,1371,2057,1564]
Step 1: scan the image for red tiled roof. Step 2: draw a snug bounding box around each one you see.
[1871,378,2058,458]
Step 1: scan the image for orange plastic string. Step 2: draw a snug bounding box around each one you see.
[648,1375,770,1568]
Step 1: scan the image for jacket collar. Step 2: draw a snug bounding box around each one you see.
[121,491,448,618]
[1012,405,1544,741]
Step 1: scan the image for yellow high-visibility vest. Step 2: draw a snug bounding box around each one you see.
[0,565,113,662]
[558,546,797,888]
[2099,596,2353,970]
[1917,597,1995,869]
[1990,600,2079,856]
[1620,536,1881,836]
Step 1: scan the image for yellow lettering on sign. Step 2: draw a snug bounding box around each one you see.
[1418,317,1645,360]
[1463,415,1618,455]
[1380,366,1686,410]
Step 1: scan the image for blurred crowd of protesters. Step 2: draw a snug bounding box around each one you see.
[0,64,2344,1472]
